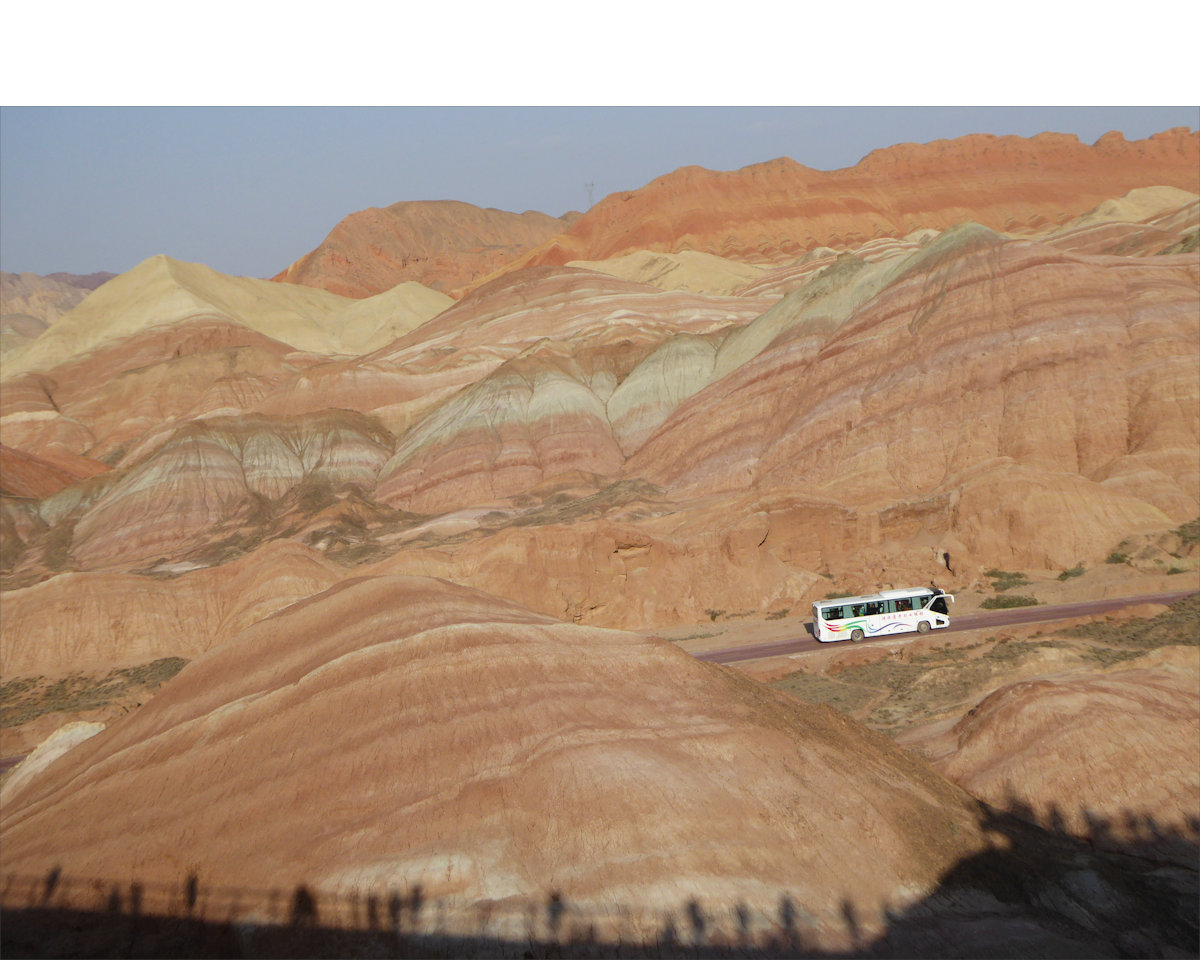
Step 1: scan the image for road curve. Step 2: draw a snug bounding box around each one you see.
[692,590,1197,665]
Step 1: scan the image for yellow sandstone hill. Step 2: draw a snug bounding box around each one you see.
[1,255,452,381]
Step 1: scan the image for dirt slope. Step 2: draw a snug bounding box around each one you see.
[0,574,1034,948]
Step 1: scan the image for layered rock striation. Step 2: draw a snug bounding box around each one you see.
[273,200,575,298]
[624,225,1200,570]
[469,128,1200,290]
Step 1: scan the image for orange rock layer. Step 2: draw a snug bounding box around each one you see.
[475,129,1200,292]
[273,200,574,298]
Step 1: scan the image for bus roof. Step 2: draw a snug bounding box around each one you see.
[814,587,935,607]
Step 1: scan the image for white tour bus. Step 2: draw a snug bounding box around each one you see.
[811,587,953,643]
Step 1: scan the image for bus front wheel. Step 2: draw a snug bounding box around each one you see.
[851,629,864,642]
[917,620,930,634]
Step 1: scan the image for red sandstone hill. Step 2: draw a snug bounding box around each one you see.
[272,200,576,298]
[4,220,1194,623]
[2,156,1198,957]
[7,573,1188,955]
[462,128,1199,294]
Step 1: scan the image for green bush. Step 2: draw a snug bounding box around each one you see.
[985,569,1030,591]
[1106,551,1129,565]
[1057,565,1085,581]
[1174,518,1200,545]
[980,594,1039,610]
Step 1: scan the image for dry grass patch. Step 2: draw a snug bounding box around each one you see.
[1,658,188,729]
[771,594,1200,737]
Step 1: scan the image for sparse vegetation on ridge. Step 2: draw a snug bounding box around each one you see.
[508,479,667,528]
[980,594,1039,609]
[1,658,188,728]
[1174,517,1200,546]
[1062,593,1200,650]
[984,568,1030,592]
[772,594,1200,735]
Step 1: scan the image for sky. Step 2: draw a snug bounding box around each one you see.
[2,6,1198,280]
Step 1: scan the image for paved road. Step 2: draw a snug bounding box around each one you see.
[692,590,1197,665]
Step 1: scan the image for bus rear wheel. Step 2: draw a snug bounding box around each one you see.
[851,629,864,642]
[917,620,930,634]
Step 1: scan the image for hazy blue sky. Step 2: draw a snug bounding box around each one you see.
[3,105,1197,279]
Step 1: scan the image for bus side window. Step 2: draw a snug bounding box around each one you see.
[825,606,843,620]
[850,605,862,617]
[895,598,911,612]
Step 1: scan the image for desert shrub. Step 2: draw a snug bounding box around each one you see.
[41,519,78,572]
[985,569,1030,591]
[1083,647,1145,666]
[980,594,1038,609]
[1,658,187,728]
[705,609,725,622]
[766,608,789,621]
[1057,565,1086,581]
[1064,594,1199,649]
[97,444,128,467]
[1174,518,1200,545]
[1106,551,1129,565]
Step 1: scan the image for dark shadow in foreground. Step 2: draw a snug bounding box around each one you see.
[2,801,1196,958]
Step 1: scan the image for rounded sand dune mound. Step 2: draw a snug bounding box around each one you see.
[922,646,1200,865]
[0,573,994,948]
